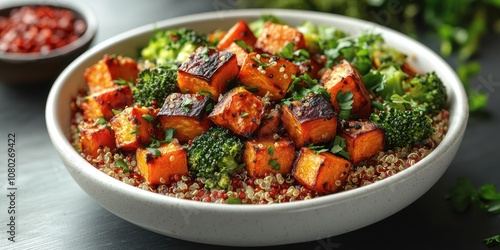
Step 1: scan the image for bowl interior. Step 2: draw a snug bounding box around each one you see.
[46,9,468,246]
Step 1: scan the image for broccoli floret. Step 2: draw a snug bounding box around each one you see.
[364,64,407,101]
[370,96,434,149]
[133,66,178,107]
[403,72,447,113]
[140,28,208,65]
[187,126,244,190]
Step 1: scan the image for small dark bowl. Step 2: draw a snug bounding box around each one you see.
[0,1,97,85]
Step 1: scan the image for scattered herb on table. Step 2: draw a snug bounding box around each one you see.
[446,176,500,248]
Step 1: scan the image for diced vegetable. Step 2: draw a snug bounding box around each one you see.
[177,46,239,100]
[83,54,139,93]
[136,141,188,185]
[110,106,157,151]
[79,86,134,120]
[208,87,265,138]
[320,60,372,119]
[238,52,298,100]
[338,120,385,164]
[244,137,295,177]
[157,93,213,143]
[254,22,306,55]
[78,122,116,158]
[254,104,282,138]
[281,94,337,148]
[216,20,257,51]
[292,147,351,194]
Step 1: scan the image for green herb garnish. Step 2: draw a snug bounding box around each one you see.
[115,158,130,173]
[269,159,280,170]
[330,136,350,160]
[142,114,154,124]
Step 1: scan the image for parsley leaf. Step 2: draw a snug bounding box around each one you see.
[336,90,354,120]
[269,159,280,170]
[146,147,161,157]
[115,158,130,173]
[330,136,350,160]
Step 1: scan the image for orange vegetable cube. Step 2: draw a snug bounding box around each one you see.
[110,106,157,151]
[292,147,351,194]
[281,94,337,148]
[321,60,372,119]
[217,20,257,51]
[136,141,188,185]
[83,54,139,93]
[208,87,265,138]
[254,22,306,55]
[79,86,134,120]
[254,105,282,139]
[339,120,385,164]
[238,52,298,101]
[224,42,249,67]
[78,122,116,158]
[177,46,239,100]
[157,93,213,143]
[243,137,295,178]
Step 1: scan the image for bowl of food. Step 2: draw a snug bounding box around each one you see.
[46,9,468,246]
[0,0,97,85]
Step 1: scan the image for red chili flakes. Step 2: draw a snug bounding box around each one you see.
[0,5,86,54]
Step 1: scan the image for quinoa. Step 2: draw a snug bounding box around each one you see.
[70,94,449,204]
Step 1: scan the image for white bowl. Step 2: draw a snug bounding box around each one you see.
[45,9,468,246]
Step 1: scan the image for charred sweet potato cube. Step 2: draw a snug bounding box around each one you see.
[177,46,239,100]
[110,106,157,151]
[136,141,188,185]
[157,93,213,143]
[238,52,298,101]
[321,60,372,119]
[84,54,139,93]
[208,87,265,138]
[79,86,134,120]
[339,120,385,164]
[243,137,295,177]
[254,22,306,55]
[281,94,337,148]
[292,147,351,194]
[217,20,257,51]
[78,122,116,158]
[254,104,282,138]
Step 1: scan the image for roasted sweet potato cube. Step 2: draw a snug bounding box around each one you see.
[136,141,188,185]
[244,137,295,177]
[177,46,239,100]
[78,122,116,158]
[321,60,372,119]
[254,105,282,138]
[281,94,337,148]
[157,93,213,143]
[224,42,249,67]
[292,147,351,193]
[254,22,306,55]
[339,120,385,164]
[217,20,257,51]
[208,87,265,138]
[84,54,139,93]
[79,86,134,120]
[238,52,298,101]
[110,106,157,151]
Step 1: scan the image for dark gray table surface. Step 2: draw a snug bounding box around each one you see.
[1,1,499,249]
